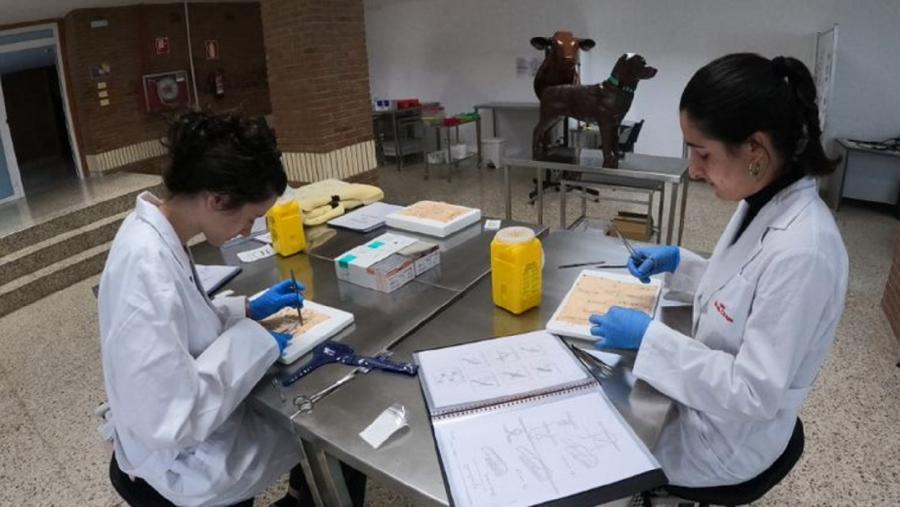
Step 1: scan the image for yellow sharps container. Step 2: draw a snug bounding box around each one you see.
[491,226,542,314]
[266,199,306,256]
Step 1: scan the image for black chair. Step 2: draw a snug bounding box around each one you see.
[663,418,805,507]
[617,119,645,157]
[109,454,253,507]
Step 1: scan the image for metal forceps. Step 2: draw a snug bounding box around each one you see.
[291,368,367,416]
[568,344,615,379]
[290,269,303,328]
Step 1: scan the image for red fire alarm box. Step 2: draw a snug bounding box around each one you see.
[143,71,192,112]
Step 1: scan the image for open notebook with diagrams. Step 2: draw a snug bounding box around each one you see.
[414,331,666,507]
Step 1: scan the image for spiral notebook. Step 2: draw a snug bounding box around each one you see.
[414,331,665,507]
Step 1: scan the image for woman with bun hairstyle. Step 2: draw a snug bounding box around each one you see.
[98,111,365,506]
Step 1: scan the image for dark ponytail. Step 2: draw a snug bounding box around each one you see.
[680,53,839,177]
[162,111,287,209]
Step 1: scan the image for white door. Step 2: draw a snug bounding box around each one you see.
[0,77,24,204]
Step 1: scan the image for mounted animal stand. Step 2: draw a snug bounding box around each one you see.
[533,53,657,168]
[529,32,595,202]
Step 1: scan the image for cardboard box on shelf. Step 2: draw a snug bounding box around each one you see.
[335,233,440,293]
[608,211,653,242]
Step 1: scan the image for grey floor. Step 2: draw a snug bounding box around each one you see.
[1,160,899,506]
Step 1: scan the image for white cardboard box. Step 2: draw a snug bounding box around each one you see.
[385,201,481,238]
[335,233,440,292]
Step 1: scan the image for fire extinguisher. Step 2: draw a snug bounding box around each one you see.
[207,69,225,99]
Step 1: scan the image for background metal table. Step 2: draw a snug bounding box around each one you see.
[825,137,900,213]
[502,149,690,245]
[473,101,539,140]
[296,231,690,506]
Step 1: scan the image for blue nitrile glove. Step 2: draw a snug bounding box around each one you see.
[269,330,292,354]
[627,246,680,284]
[249,279,304,321]
[589,306,651,350]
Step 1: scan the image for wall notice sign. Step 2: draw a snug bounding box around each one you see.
[89,63,110,81]
[204,40,219,60]
[155,36,170,56]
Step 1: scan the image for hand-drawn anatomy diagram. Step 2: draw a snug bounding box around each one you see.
[442,395,631,507]
[431,341,561,392]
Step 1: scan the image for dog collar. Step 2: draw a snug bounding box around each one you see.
[606,75,635,94]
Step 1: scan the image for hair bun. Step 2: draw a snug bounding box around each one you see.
[772,56,789,79]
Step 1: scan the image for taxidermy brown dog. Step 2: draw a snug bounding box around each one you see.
[533,53,657,168]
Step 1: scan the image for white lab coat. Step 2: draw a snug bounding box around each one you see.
[633,177,848,487]
[99,192,298,506]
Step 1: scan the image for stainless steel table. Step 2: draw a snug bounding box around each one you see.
[502,149,690,245]
[826,137,900,212]
[296,231,689,506]
[424,117,483,181]
[190,217,547,505]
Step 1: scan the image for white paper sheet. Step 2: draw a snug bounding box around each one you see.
[195,264,241,296]
[433,390,660,507]
[416,331,589,413]
[237,244,275,263]
[328,202,403,232]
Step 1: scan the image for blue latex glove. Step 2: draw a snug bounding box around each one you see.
[269,330,292,354]
[249,279,304,321]
[589,306,651,350]
[627,246,680,284]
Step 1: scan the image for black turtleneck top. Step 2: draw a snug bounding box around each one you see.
[731,172,802,244]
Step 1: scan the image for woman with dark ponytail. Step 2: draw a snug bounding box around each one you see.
[588,54,848,487]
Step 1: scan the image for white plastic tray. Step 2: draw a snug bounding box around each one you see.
[546,269,662,342]
[385,201,481,238]
[250,290,354,364]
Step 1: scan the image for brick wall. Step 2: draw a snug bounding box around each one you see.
[259,0,376,182]
[882,229,900,344]
[62,3,270,171]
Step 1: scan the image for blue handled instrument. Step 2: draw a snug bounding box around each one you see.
[281,341,417,386]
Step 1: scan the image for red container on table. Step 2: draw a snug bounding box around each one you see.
[395,98,421,110]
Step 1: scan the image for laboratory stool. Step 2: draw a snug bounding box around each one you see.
[109,454,253,507]
[663,418,805,507]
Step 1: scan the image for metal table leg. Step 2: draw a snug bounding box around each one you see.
[835,147,850,211]
[656,185,665,244]
[476,117,483,168]
[561,180,568,230]
[666,181,679,244]
[581,186,587,221]
[492,108,498,138]
[302,439,354,507]
[446,128,452,183]
[677,176,689,246]
[537,167,544,225]
[504,164,512,220]
[392,111,403,171]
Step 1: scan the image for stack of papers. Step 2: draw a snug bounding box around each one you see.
[328,202,403,232]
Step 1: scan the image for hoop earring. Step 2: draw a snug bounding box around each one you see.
[748,161,765,178]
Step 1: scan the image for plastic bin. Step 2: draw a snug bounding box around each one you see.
[482,137,505,168]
